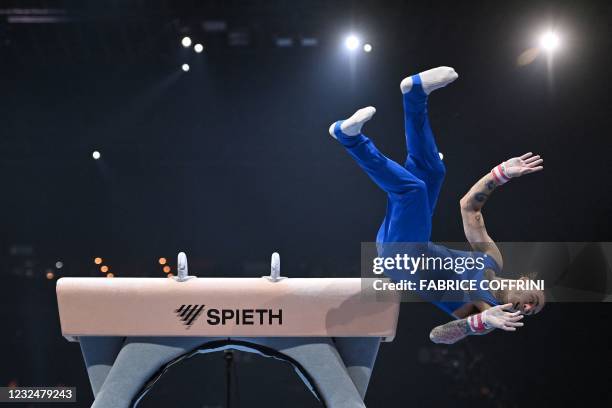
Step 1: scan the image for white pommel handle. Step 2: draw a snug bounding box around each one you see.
[271,252,280,278]
[175,251,194,282]
[265,252,285,282]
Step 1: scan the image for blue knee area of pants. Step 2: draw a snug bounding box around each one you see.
[404,156,446,212]
[395,176,428,198]
[405,156,446,182]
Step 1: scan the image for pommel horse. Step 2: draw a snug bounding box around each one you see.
[56,252,400,407]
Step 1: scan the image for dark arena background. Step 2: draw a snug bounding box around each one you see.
[2,1,612,407]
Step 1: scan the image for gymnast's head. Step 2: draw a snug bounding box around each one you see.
[505,277,546,315]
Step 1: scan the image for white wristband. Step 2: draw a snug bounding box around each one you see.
[491,162,510,185]
[482,309,491,330]
[468,311,487,332]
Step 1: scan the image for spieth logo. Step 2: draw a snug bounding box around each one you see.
[175,304,205,328]
[175,305,283,329]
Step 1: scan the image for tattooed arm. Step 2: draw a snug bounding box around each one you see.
[459,173,504,267]
[429,317,494,344]
[459,153,543,268]
[430,303,523,344]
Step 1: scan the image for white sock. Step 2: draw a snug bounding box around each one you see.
[400,66,458,95]
[328,106,376,138]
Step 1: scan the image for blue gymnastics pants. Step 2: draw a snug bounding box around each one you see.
[333,74,446,243]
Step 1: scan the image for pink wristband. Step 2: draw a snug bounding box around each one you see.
[468,311,489,332]
[491,162,510,185]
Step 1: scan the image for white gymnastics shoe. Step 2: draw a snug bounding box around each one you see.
[400,66,458,95]
[329,106,377,138]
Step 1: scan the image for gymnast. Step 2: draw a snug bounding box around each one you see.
[328,67,545,344]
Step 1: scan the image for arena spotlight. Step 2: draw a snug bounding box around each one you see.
[539,31,560,52]
[181,36,192,48]
[345,35,360,51]
[92,150,101,160]
[194,43,204,53]
[55,261,63,269]
[363,43,372,53]
[181,63,190,72]
[439,152,444,160]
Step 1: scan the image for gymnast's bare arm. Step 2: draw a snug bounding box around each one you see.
[429,316,493,345]
[430,154,543,344]
[459,173,504,268]
[429,302,523,344]
[459,152,544,269]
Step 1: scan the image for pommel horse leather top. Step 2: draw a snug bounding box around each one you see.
[56,253,400,342]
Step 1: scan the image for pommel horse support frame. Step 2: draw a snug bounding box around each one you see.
[56,253,400,408]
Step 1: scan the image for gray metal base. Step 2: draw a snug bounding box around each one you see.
[79,336,381,408]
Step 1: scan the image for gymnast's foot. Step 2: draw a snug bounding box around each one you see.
[329,106,376,139]
[400,66,458,95]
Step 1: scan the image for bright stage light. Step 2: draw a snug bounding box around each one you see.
[194,43,204,53]
[363,43,372,52]
[345,35,360,50]
[439,152,444,160]
[55,261,63,269]
[182,63,190,72]
[539,31,560,52]
[181,36,192,48]
[92,151,101,160]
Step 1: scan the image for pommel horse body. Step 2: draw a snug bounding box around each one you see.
[56,253,400,407]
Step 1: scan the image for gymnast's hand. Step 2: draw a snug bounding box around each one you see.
[503,152,544,178]
[483,303,524,331]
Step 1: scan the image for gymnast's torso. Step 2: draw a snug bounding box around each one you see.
[376,231,501,318]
